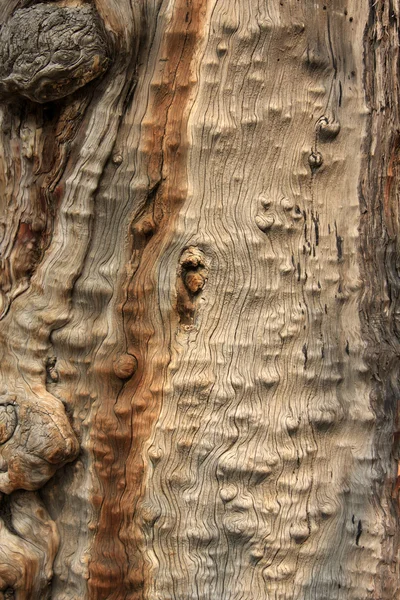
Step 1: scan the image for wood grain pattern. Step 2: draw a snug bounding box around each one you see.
[141,3,386,599]
[0,1,398,599]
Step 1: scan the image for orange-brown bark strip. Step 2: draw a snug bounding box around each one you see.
[360,1,400,597]
[88,2,208,598]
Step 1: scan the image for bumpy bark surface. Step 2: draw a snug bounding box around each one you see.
[0,1,399,599]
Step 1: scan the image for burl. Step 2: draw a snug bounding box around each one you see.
[0,390,79,494]
[0,3,110,103]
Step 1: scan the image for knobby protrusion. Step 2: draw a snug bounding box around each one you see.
[317,116,341,141]
[0,3,111,103]
[0,391,79,494]
[308,150,323,171]
[176,247,209,326]
[113,354,138,380]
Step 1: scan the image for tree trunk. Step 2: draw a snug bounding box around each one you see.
[0,1,398,599]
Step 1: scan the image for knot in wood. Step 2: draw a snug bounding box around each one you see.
[180,248,208,295]
[114,354,138,380]
[308,151,323,170]
[317,117,340,141]
[0,390,79,494]
[0,3,110,103]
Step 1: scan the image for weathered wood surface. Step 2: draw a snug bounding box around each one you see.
[0,1,398,599]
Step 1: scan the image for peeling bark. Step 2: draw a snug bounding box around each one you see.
[0,1,398,599]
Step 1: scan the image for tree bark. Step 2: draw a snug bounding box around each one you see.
[0,1,398,599]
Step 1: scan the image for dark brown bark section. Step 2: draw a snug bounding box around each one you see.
[360,2,400,596]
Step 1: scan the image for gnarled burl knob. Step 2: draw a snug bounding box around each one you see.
[0,3,110,103]
[0,391,79,494]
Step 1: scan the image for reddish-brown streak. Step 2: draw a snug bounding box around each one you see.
[88,2,208,599]
[383,139,400,241]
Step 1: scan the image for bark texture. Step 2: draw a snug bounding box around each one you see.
[0,1,398,599]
